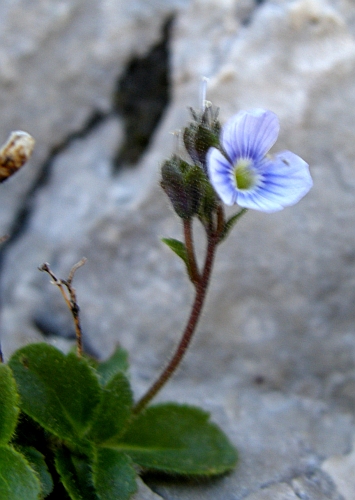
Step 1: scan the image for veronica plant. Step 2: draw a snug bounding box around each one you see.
[0,93,312,500]
[207,108,313,211]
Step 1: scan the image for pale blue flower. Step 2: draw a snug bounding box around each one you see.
[207,109,312,212]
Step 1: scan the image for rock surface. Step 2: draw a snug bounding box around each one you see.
[1,0,355,499]
[0,0,188,232]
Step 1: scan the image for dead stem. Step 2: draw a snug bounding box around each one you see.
[39,259,87,357]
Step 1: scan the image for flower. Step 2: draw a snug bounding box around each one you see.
[207,109,312,212]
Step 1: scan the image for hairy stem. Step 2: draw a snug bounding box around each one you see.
[133,234,218,414]
[183,219,200,286]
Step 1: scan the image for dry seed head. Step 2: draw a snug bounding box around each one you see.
[0,131,35,182]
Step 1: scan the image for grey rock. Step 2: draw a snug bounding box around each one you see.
[0,0,189,233]
[133,478,164,500]
[1,0,355,499]
[291,469,344,500]
[149,384,352,499]
[243,483,298,500]
[322,438,355,500]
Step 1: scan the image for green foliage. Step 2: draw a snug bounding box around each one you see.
[18,446,53,497]
[88,372,133,444]
[95,346,129,386]
[4,343,238,498]
[55,447,97,500]
[0,445,41,500]
[0,364,19,444]
[9,343,101,444]
[93,449,137,500]
[118,403,238,475]
[0,365,42,499]
[162,238,188,267]
[219,208,248,242]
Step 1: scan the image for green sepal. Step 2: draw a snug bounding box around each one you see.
[198,180,218,227]
[184,163,206,185]
[161,238,188,267]
[118,403,238,475]
[161,156,187,219]
[0,445,41,500]
[183,164,206,214]
[161,155,201,219]
[183,123,198,163]
[9,343,101,444]
[183,106,221,167]
[0,364,19,444]
[92,448,137,500]
[55,447,98,500]
[87,372,133,444]
[92,346,129,386]
[17,446,53,497]
[219,208,248,243]
[194,124,220,161]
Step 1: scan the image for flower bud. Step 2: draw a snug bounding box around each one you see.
[183,107,221,169]
[161,155,200,219]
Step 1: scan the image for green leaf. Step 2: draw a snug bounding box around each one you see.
[9,343,101,443]
[93,448,137,500]
[96,346,129,386]
[0,445,41,500]
[17,446,53,497]
[0,364,19,444]
[219,208,248,243]
[118,403,238,475]
[161,238,188,267]
[88,372,133,444]
[55,447,98,500]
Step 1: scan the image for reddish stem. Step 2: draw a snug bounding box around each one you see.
[133,234,217,414]
[183,219,200,286]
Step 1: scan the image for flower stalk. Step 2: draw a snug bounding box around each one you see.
[133,228,218,415]
[183,219,200,287]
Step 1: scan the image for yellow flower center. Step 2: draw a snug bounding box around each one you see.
[234,159,255,190]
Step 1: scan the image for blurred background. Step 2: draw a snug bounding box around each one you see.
[1,1,355,498]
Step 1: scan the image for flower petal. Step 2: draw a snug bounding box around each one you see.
[222,109,280,162]
[207,148,236,205]
[236,151,313,213]
[236,188,284,212]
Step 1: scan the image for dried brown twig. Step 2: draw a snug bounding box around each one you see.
[39,258,87,357]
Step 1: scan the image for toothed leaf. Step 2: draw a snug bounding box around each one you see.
[9,343,101,444]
